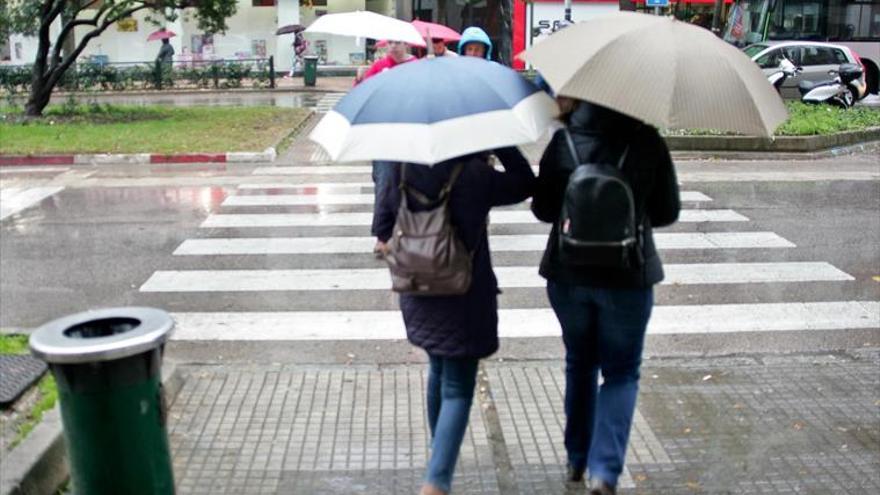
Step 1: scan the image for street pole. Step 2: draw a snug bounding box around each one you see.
[711,0,725,36]
[564,0,572,21]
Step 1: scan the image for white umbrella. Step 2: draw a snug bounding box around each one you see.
[519,12,788,137]
[305,11,426,47]
[310,57,558,165]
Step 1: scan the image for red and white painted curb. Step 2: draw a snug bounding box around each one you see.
[0,148,276,166]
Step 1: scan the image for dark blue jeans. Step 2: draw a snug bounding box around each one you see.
[371,161,395,237]
[425,354,479,493]
[547,281,653,488]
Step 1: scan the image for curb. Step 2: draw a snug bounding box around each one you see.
[2,128,878,167]
[0,360,185,495]
[664,127,880,153]
[671,138,880,161]
[0,149,276,166]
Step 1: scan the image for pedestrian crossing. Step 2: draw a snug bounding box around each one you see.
[312,92,346,115]
[141,163,880,341]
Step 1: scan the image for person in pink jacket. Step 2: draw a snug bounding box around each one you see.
[358,40,416,85]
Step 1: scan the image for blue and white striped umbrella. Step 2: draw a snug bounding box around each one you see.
[309,56,559,165]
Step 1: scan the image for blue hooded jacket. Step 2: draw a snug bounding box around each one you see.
[457,27,493,60]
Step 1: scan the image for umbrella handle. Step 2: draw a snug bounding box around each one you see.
[425,27,434,57]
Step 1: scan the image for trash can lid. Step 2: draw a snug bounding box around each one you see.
[29,307,174,364]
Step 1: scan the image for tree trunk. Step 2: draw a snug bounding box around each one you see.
[618,0,637,12]
[24,75,53,117]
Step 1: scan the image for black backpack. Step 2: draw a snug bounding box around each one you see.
[558,130,643,268]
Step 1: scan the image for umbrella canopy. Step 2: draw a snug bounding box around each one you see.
[310,56,558,165]
[519,12,788,137]
[147,29,176,42]
[305,11,426,47]
[276,24,305,35]
[412,20,461,42]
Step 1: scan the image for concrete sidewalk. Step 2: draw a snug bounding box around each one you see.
[165,349,880,494]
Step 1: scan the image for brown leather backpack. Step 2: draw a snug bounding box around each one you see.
[384,163,478,296]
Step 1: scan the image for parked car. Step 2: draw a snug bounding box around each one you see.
[744,41,868,101]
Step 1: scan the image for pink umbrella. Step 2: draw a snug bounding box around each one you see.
[147,29,177,42]
[411,20,460,42]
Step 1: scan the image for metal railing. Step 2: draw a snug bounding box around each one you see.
[0,56,276,95]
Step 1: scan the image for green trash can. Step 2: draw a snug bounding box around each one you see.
[303,55,319,87]
[30,307,175,494]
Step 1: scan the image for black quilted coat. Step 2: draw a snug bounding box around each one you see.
[374,148,535,359]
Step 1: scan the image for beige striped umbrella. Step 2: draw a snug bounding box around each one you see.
[519,12,788,137]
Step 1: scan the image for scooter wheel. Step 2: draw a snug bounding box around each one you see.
[843,87,855,108]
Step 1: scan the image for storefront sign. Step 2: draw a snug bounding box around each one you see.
[117,18,138,32]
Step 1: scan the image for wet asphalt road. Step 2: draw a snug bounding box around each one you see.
[1,151,878,363]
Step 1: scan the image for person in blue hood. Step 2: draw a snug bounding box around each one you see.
[457,26,493,59]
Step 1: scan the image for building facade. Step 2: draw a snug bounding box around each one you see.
[2,0,731,71]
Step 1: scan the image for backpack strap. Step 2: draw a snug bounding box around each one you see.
[564,129,630,170]
[562,129,580,165]
[399,162,464,207]
[398,162,483,257]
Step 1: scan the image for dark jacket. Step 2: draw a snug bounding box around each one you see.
[156,42,174,64]
[375,148,535,359]
[532,102,680,288]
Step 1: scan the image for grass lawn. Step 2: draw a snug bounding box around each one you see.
[0,104,311,155]
[775,102,880,135]
[661,102,880,137]
[1,334,58,450]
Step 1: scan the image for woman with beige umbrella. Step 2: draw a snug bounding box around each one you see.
[521,11,788,494]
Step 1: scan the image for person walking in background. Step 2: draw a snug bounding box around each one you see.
[360,40,418,255]
[374,148,535,495]
[457,27,492,59]
[359,40,417,84]
[156,38,174,65]
[288,31,309,78]
[430,38,457,58]
[531,99,680,494]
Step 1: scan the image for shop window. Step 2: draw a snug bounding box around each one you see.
[253,0,276,6]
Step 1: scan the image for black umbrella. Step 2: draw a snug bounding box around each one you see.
[276,24,305,35]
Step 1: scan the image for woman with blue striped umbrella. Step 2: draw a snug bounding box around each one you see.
[311,56,557,494]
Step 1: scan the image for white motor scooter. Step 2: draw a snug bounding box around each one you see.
[798,63,864,109]
[767,57,801,94]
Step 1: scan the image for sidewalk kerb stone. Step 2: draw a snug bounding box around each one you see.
[74,153,151,165]
[227,149,276,163]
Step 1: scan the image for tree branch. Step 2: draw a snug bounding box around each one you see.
[45,4,151,90]
[33,0,64,83]
[49,0,116,70]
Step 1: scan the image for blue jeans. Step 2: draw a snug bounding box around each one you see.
[425,354,479,493]
[547,281,653,488]
[371,161,394,237]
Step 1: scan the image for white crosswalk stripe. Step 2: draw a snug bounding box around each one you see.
[170,302,880,340]
[223,190,713,206]
[174,232,794,255]
[141,263,853,292]
[314,93,345,114]
[0,187,64,221]
[138,163,875,341]
[201,209,748,228]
